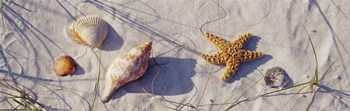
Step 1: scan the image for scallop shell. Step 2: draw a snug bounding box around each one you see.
[264,67,290,89]
[69,16,108,48]
[54,55,76,77]
[102,41,152,103]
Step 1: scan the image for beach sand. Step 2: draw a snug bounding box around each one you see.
[0,0,349,110]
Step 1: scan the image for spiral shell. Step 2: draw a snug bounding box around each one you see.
[102,41,152,103]
[264,67,290,88]
[54,55,76,77]
[69,16,108,48]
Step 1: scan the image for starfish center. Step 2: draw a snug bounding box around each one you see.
[202,32,264,81]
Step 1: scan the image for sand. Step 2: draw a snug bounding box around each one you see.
[0,0,349,110]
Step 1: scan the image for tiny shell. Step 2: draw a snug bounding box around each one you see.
[54,55,76,77]
[264,67,290,89]
[102,41,152,103]
[69,16,109,48]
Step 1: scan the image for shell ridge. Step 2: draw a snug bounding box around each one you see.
[69,16,108,48]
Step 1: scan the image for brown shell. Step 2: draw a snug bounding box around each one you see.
[54,55,76,77]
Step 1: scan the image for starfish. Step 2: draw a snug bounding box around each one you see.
[202,32,264,81]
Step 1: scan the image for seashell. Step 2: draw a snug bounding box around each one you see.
[264,67,290,89]
[69,16,109,48]
[54,55,76,77]
[102,41,152,103]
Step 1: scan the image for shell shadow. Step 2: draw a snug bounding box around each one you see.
[282,70,294,88]
[74,61,85,76]
[100,24,124,51]
[106,57,197,101]
[243,35,260,51]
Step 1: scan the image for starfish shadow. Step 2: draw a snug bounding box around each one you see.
[243,35,260,51]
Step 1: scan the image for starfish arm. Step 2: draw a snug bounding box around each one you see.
[205,32,231,52]
[220,58,240,81]
[231,33,252,49]
[240,50,264,62]
[201,52,229,64]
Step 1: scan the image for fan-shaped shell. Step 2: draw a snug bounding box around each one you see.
[102,41,152,103]
[54,55,76,77]
[69,16,108,48]
[264,67,290,89]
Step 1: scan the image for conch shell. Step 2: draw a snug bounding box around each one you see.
[69,16,108,48]
[102,41,152,103]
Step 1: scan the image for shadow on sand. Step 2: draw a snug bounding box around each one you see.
[106,57,197,101]
[100,24,124,51]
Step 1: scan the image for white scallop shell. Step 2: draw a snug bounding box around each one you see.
[264,67,290,89]
[102,41,152,103]
[69,16,108,48]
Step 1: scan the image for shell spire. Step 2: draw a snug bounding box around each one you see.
[102,41,152,103]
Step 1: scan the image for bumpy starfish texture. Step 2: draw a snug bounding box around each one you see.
[202,32,264,81]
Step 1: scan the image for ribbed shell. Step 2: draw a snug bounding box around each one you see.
[102,41,152,103]
[69,16,108,48]
[264,67,290,88]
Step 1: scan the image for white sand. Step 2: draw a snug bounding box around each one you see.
[1,0,349,110]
